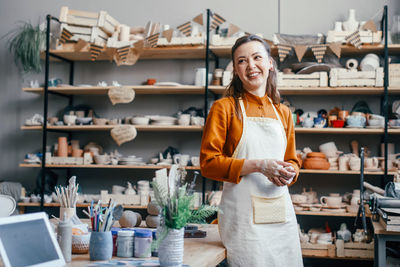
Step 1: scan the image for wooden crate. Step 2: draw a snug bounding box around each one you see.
[301,242,336,257]
[326,30,382,44]
[59,6,119,36]
[277,72,328,87]
[336,240,374,259]
[210,34,241,46]
[330,68,383,87]
[61,23,108,45]
[389,64,400,87]
[45,152,92,165]
[157,36,204,46]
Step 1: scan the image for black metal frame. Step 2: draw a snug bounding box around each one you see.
[383,5,389,185]
[39,15,75,210]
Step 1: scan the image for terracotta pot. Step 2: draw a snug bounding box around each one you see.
[303,158,330,170]
[307,152,326,159]
[58,137,68,157]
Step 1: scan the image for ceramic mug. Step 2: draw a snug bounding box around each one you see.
[173,154,190,166]
[349,156,361,171]
[338,110,349,121]
[365,157,379,169]
[191,156,200,166]
[346,115,366,127]
[338,156,350,171]
[313,117,326,128]
[320,196,342,207]
[48,78,62,87]
[178,114,191,126]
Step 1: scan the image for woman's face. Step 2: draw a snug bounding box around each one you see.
[233,41,271,96]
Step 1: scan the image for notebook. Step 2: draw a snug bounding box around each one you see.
[0,212,65,267]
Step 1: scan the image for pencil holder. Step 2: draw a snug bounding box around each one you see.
[89,231,113,261]
[60,207,76,221]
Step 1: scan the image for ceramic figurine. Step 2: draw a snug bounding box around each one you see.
[337,223,351,242]
[125,182,136,195]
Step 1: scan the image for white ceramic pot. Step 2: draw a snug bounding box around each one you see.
[158,227,184,267]
[360,53,380,71]
[343,9,359,31]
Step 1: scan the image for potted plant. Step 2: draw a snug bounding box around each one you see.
[6,21,46,73]
[151,167,218,267]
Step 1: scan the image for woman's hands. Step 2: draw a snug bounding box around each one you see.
[257,159,296,186]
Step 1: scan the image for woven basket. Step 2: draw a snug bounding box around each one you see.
[72,233,90,254]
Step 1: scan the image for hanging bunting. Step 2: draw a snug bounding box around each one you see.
[361,20,377,32]
[329,42,342,58]
[193,13,203,25]
[345,31,362,49]
[74,39,87,52]
[293,45,308,62]
[134,40,144,53]
[311,45,327,63]
[177,21,192,37]
[227,23,240,37]
[60,28,73,44]
[145,33,159,48]
[162,29,174,42]
[210,13,226,30]
[277,44,292,62]
[116,45,130,62]
[90,43,103,61]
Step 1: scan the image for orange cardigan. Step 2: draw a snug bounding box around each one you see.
[200,91,300,184]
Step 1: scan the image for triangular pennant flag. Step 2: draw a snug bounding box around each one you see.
[361,20,377,32]
[74,39,87,52]
[134,40,144,52]
[193,13,203,25]
[345,31,362,49]
[90,43,103,61]
[116,45,130,62]
[60,28,73,44]
[227,23,240,37]
[311,45,327,63]
[293,45,308,62]
[210,13,226,30]
[177,21,192,37]
[329,42,342,58]
[162,29,174,42]
[145,32,160,48]
[277,44,292,62]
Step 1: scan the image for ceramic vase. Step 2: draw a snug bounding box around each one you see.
[57,137,68,157]
[158,227,184,267]
[89,231,113,261]
[343,9,359,31]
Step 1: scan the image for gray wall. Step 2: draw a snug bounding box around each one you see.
[0,0,399,194]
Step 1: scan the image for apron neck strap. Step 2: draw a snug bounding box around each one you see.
[239,99,247,118]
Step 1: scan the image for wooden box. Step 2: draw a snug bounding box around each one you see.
[330,68,383,87]
[100,190,141,205]
[389,64,400,87]
[301,242,336,257]
[45,152,92,165]
[326,30,382,44]
[336,240,374,259]
[157,36,204,47]
[61,23,108,45]
[277,72,328,87]
[59,6,119,36]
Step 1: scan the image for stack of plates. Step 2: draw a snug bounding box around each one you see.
[118,156,145,166]
[147,115,177,126]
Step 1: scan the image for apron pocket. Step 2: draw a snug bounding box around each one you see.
[251,194,286,224]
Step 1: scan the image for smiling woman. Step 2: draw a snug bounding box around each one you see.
[200,35,302,267]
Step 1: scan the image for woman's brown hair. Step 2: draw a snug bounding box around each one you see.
[224,35,279,117]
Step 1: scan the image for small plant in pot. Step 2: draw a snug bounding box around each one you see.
[151,168,218,267]
[6,21,46,73]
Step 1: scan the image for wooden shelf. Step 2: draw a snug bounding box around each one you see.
[46,46,206,61]
[23,85,205,95]
[21,125,203,132]
[296,210,371,217]
[17,202,147,209]
[211,44,400,58]
[295,127,385,134]
[299,169,394,175]
[19,163,200,170]
[209,85,400,95]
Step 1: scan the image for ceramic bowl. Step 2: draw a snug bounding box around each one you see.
[331,120,345,128]
[307,152,326,159]
[63,115,77,125]
[93,118,108,125]
[368,119,384,127]
[131,117,150,125]
[76,117,92,125]
[303,158,330,170]
[291,194,308,204]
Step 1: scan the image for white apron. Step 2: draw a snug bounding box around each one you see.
[218,98,303,267]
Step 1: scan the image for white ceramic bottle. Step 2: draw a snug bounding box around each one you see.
[343,9,359,31]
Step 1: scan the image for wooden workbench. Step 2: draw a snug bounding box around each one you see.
[67,224,226,267]
[372,220,400,267]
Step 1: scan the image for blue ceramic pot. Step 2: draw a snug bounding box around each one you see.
[89,231,113,261]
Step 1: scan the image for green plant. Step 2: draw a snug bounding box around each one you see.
[6,22,45,73]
